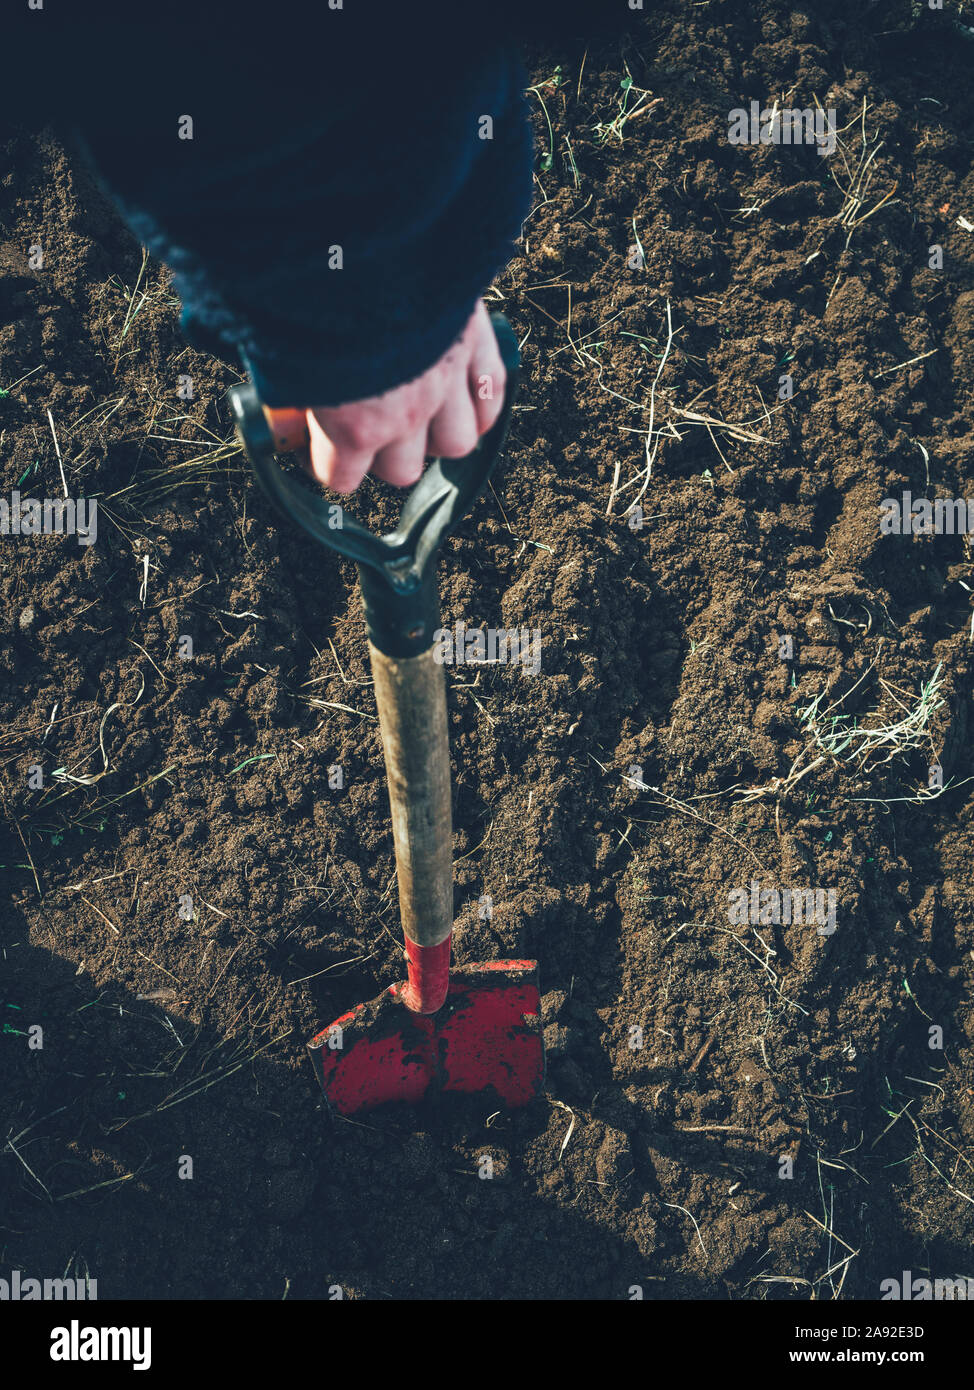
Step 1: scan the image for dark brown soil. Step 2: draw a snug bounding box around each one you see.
[3,0,974,1300]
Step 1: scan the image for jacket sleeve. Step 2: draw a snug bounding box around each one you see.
[62,6,536,407]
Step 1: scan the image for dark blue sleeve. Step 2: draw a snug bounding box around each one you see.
[40,4,536,407]
[11,1,636,407]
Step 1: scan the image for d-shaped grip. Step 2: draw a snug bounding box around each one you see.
[229,311,519,656]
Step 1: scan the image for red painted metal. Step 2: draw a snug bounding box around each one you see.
[400,933,452,1014]
[308,961,544,1116]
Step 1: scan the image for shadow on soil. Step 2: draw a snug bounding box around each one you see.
[3,913,968,1302]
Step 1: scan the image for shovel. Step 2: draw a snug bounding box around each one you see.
[230,312,544,1116]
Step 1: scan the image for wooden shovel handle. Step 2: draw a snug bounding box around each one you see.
[262,406,310,454]
[369,641,453,950]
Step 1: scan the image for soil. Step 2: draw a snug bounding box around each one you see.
[2,0,974,1301]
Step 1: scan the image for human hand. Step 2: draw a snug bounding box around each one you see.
[266,300,508,495]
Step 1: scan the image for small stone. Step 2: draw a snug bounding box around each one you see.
[18,605,34,630]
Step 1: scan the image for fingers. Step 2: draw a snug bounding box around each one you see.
[428,301,506,457]
[296,301,508,493]
[468,304,507,437]
[305,413,374,495]
[468,351,506,437]
[370,428,428,487]
[427,383,479,459]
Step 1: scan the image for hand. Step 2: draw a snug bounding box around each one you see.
[298,299,507,495]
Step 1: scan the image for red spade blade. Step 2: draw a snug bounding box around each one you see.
[308,961,544,1116]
